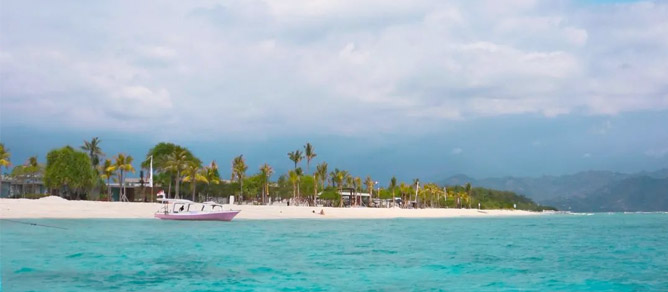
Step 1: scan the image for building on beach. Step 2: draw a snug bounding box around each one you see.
[0,175,47,198]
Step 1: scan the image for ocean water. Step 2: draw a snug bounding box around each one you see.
[2,214,667,291]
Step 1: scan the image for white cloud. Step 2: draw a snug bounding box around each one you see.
[451,148,463,155]
[1,0,667,138]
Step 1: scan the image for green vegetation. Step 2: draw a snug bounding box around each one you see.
[44,146,96,199]
[114,153,135,202]
[259,163,273,205]
[9,156,43,196]
[2,138,555,210]
[232,155,248,201]
[0,143,11,175]
[100,159,115,201]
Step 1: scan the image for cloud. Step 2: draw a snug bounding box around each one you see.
[451,148,463,155]
[1,0,667,138]
[583,153,591,158]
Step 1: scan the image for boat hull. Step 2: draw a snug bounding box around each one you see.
[154,211,240,221]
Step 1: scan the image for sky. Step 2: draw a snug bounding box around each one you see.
[1,0,667,182]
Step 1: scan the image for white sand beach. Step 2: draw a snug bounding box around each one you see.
[0,196,540,219]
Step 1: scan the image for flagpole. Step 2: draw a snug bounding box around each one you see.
[149,155,154,202]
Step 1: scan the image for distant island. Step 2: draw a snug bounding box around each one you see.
[442,169,668,212]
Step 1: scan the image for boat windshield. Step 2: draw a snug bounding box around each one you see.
[158,202,228,213]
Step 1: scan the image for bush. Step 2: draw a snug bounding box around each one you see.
[23,193,50,199]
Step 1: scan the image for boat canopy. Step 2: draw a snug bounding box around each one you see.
[157,198,227,206]
[157,198,194,204]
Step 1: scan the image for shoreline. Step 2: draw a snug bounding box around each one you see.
[0,197,542,220]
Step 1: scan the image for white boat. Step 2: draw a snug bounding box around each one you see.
[155,196,240,221]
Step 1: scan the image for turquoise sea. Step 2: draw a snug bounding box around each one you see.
[2,214,667,291]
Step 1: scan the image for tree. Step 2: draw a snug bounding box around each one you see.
[26,156,42,194]
[465,182,472,208]
[232,155,248,202]
[304,143,317,206]
[329,168,348,206]
[143,143,200,198]
[44,146,96,199]
[316,162,328,188]
[295,167,303,201]
[399,182,412,208]
[413,178,420,207]
[81,137,104,171]
[390,175,397,195]
[203,161,221,200]
[330,168,343,189]
[183,161,207,201]
[421,183,442,208]
[100,159,116,201]
[344,171,352,188]
[304,143,316,173]
[288,170,298,200]
[287,149,303,169]
[365,176,374,204]
[0,143,11,176]
[260,163,274,204]
[11,156,42,196]
[114,154,135,201]
[354,176,362,192]
[165,149,190,199]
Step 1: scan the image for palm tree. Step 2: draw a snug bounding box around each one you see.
[352,176,361,206]
[0,143,10,176]
[295,167,303,201]
[232,155,247,203]
[165,149,189,199]
[399,182,411,208]
[344,172,353,188]
[316,162,328,188]
[288,170,298,200]
[26,156,40,194]
[183,162,207,201]
[421,183,435,208]
[465,182,472,209]
[204,161,221,200]
[330,169,348,207]
[329,168,340,189]
[304,143,317,205]
[81,137,104,171]
[413,178,420,207]
[364,175,380,205]
[287,150,303,169]
[354,177,362,192]
[304,143,316,173]
[114,154,135,202]
[260,163,273,205]
[100,159,116,201]
[389,176,397,206]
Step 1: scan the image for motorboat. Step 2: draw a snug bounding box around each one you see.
[155,197,240,221]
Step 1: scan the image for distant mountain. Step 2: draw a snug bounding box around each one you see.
[440,169,668,212]
[542,177,668,212]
